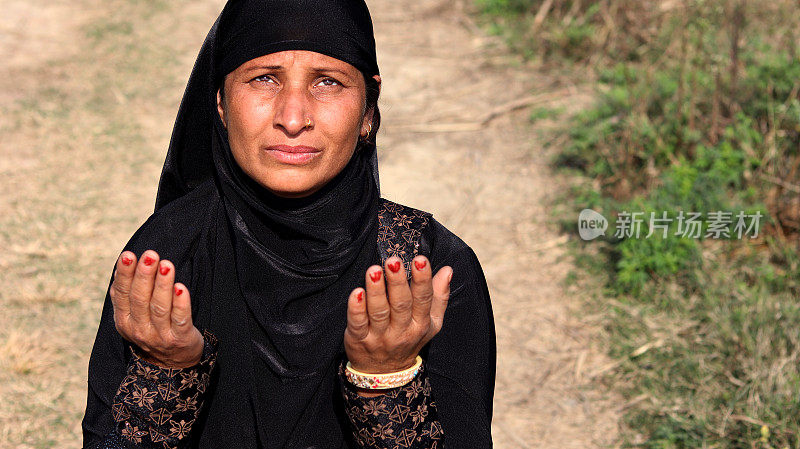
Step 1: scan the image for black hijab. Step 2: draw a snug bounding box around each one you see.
[157,0,381,208]
[84,1,497,447]
[180,1,382,447]
[90,1,384,447]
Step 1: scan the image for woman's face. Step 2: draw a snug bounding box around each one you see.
[217,50,380,198]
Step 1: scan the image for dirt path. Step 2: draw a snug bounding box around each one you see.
[0,0,620,447]
[371,1,621,447]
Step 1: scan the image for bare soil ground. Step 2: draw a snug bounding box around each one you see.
[0,0,621,447]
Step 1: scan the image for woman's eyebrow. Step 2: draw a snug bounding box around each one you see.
[243,65,353,78]
[245,65,284,72]
[310,67,351,76]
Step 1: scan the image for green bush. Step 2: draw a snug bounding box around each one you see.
[478,0,800,447]
[475,0,533,16]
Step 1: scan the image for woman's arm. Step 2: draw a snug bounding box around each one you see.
[84,249,213,448]
[339,360,444,448]
[337,247,493,449]
[340,251,452,448]
[339,212,496,448]
[90,333,217,449]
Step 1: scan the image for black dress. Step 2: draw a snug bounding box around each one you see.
[82,1,496,446]
[82,180,496,448]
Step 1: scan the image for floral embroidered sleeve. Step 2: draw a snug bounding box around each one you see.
[94,330,218,449]
[339,361,445,449]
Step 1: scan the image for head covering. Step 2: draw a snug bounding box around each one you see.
[157,0,380,209]
[157,0,382,446]
[215,0,380,86]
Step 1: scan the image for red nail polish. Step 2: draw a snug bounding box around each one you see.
[159,265,170,276]
[143,256,155,266]
[356,291,364,302]
[369,270,382,282]
[121,256,132,266]
[388,261,401,273]
[414,260,427,270]
[174,286,183,296]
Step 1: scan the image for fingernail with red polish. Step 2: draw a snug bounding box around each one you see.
[159,264,170,276]
[143,255,155,266]
[356,291,364,303]
[174,285,183,296]
[369,270,382,283]
[121,256,132,266]
[414,260,427,271]
[388,261,401,273]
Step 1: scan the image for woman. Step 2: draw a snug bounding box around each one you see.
[82,1,495,448]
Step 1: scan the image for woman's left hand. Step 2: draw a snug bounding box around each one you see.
[344,255,452,377]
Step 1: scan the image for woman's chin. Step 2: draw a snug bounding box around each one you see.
[247,158,351,199]
[255,175,325,199]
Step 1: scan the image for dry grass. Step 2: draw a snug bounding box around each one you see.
[0,331,55,376]
[0,0,224,446]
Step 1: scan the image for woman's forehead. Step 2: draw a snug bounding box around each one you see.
[236,50,360,76]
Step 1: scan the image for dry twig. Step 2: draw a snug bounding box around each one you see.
[761,173,800,193]
[531,0,555,35]
[391,89,572,133]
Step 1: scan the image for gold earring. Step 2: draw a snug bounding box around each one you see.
[366,122,372,135]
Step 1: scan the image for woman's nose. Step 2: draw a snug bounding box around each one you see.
[273,84,311,136]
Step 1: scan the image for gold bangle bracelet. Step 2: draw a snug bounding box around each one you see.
[345,356,423,390]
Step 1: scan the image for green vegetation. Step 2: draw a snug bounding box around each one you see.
[476,0,800,447]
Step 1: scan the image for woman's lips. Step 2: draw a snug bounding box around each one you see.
[264,145,321,164]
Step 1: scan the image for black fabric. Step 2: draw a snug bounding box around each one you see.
[339,360,443,448]
[158,1,381,446]
[214,0,379,87]
[110,332,218,448]
[83,187,496,449]
[83,0,496,448]
[155,0,380,211]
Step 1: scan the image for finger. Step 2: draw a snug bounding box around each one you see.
[129,250,160,325]
[110,251,137,327]
[170,283,194,334]
[365,265,390,333]
[384,256,413,329]
[429,266,452,334]
[410,255,434,327]
[150,260,175,335]
[345,288,369,341]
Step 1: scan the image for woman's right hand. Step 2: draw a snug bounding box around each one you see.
[110,250,204,369]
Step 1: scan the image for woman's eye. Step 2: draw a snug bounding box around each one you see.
[249,75,280,89]
[316,78,341,88]
[252,75,276,84]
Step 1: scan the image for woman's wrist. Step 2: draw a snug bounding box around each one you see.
[345,355,423,393]
[131,328,217,370]
[112,330,218,448]
[338,359,444,447]
[346,355,419,374]
[135,336,205,369]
